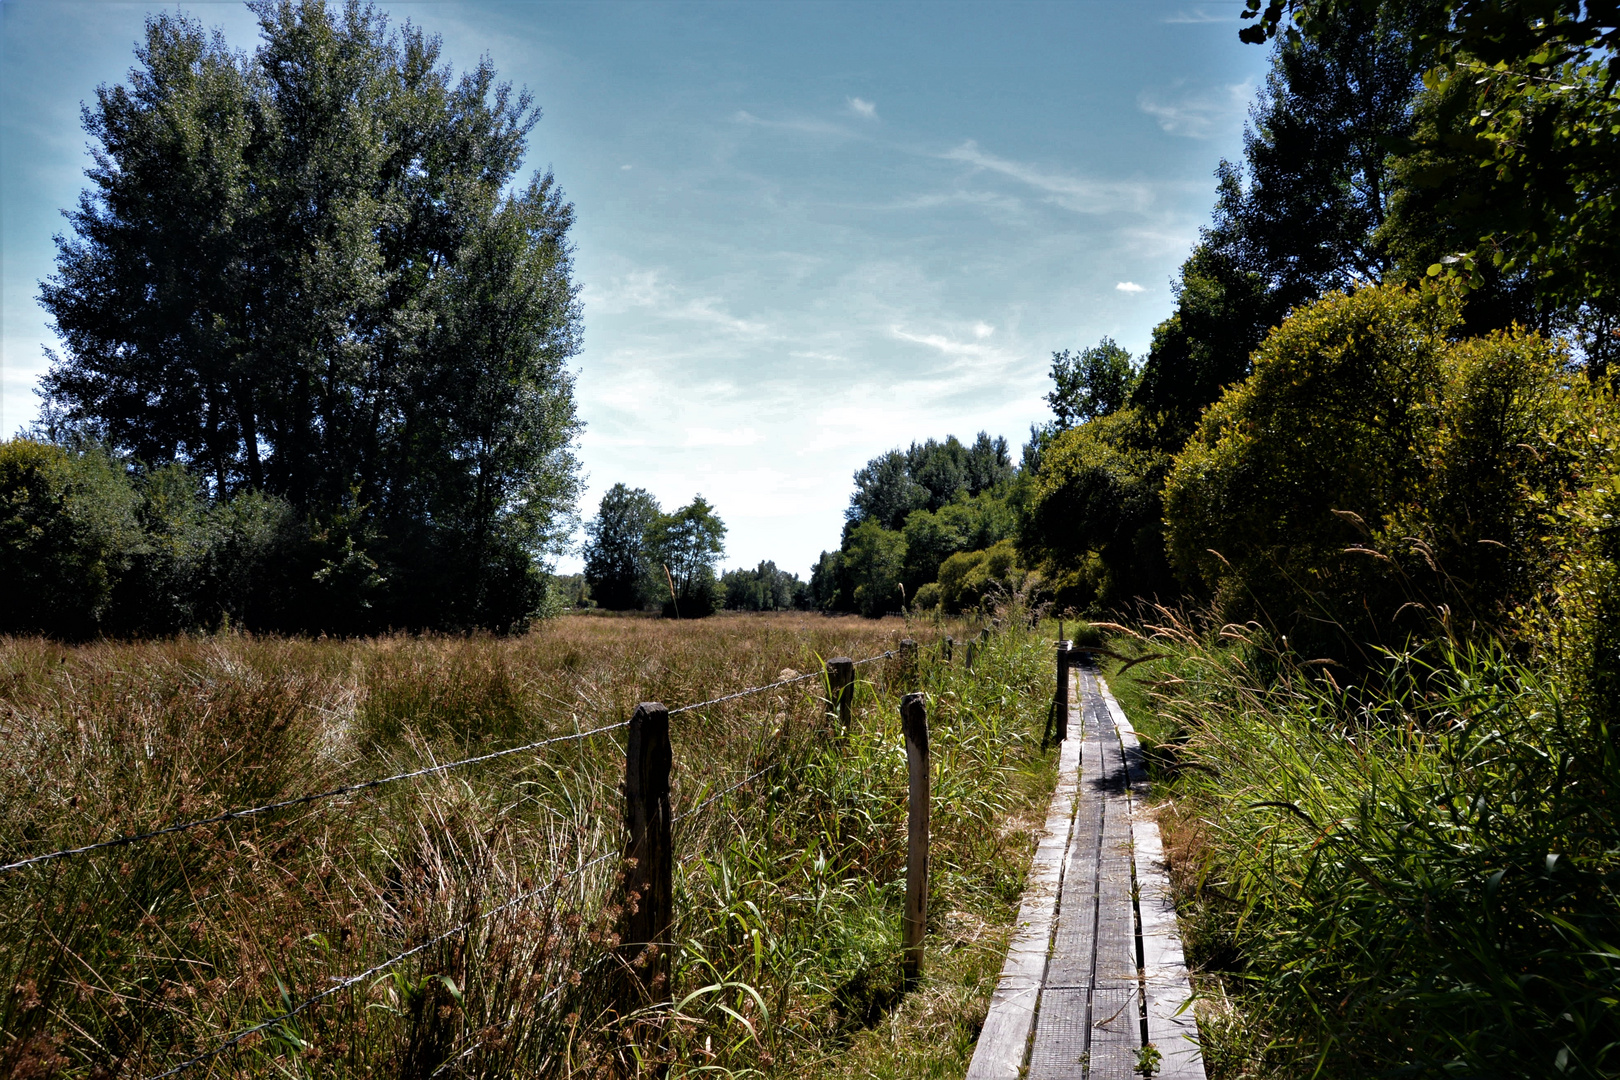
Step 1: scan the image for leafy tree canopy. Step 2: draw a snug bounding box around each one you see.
[648,495,727,618]
[846,432,1013,532]
[36,0,581,630]
[1241,0,1620,311]
[582,483,662,611]
[1046,338,1138,430]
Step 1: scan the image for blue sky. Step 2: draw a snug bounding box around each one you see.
[1,0,1269,577]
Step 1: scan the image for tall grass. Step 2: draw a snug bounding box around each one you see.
[0,609,1057,1077]
[1107,617,1620,1079]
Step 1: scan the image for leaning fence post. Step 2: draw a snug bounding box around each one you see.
[1055,641,1072,742]
[826,657,855,735]
[618,701,672,1015]
[901,692,930,982]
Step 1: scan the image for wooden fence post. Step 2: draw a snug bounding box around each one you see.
[896,638,918,691]
[826,657,855,735]
[941,636,954,663]
[965,640,977,672]
[619,701,672,1014]
[1055,641,1072,742]
[901,692,930,983]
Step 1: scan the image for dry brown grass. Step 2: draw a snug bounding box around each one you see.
[1,609,1056,1078]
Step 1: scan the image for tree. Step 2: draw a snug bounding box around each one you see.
[721,561,809,611]
[0,440,142,638]
[37,1,581,630]
[1240,0,1620,315]
[1133,12,1420,435]
[1046,339,1137,429]
[844,520,906,618]
[582,484,662,610]
[847,450,926,532]
[647,495,726,618]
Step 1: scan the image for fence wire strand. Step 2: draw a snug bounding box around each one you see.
[672,760,778,826]
[9,649,898,873]
[145,845,620,1080]
[21,641,912,1076]
[2,721,630,875]
[667,649,893,716]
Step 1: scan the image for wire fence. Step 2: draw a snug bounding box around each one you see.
[2,651,896,876]
[3,643,915,1079]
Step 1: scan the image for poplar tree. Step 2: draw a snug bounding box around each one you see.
[38,1,581,629]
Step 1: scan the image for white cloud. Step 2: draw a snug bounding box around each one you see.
[972,321,994,338]
[889,325,1018,367]
[848,96,877,119]
[581,267,770,337]
[1138,79,1253,139]
[733,109,854,138]
[684,426,762,447]
[620,164,632,171]
[1162,6,1240,23]
[1116,281,1145,293]
[942,140,1155,214]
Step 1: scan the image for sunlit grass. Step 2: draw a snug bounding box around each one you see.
[0,608,1058,1077]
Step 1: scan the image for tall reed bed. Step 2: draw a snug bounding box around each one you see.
[1106,617,1620,1079]
[1,610,1056,1077]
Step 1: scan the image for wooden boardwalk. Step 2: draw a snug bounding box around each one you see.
[967,662,1204,1080]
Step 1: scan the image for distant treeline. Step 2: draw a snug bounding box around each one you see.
[573,485,812,616]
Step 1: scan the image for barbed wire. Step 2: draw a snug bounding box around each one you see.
[671,760,778,826]
[667,649,894,716]
[146,845,620,1080]
[2,721,631,875]
[8,648,902,875]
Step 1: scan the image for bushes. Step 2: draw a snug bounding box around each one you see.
[1127,633,1620,1077]
[1020,407,1175,610]
[1162,283,1615,662]
[0,440,141,638]
[0,438,573,637]
[935,540,1028,614]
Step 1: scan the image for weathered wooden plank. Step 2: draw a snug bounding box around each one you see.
[965,674,1083,1080]
[1099,677,1206,1080]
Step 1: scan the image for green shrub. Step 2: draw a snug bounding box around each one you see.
[0,439,142,638]
[937,539,1027,614]
[1019,407,1175,610]
[1163,283,1614,662]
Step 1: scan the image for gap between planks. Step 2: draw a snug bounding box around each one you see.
[965,668,1206,1080]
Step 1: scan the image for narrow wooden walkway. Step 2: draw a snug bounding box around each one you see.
[967,662,1204,1080]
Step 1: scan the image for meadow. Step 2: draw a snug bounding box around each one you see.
[0,609,1057,1078]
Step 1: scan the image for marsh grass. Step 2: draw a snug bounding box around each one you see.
[1103,614,1620,1079]
[1,609,1057,1077]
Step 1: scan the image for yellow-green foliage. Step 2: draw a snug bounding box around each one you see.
[936,539,1026,614]
[1021,407,1175,608]
[0,439,141,637]
[1163,283,1614,659]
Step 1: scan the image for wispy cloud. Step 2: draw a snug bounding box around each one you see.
[1162,6,1241,23]
[1116,281,1145,293]
[684,426,762,447]
[848,96,877,119]
[1138,79,1253,139]
[889,325,1018,366]
[942,140,1155,214]
[733,109,855,139]
[582,268,770,337]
